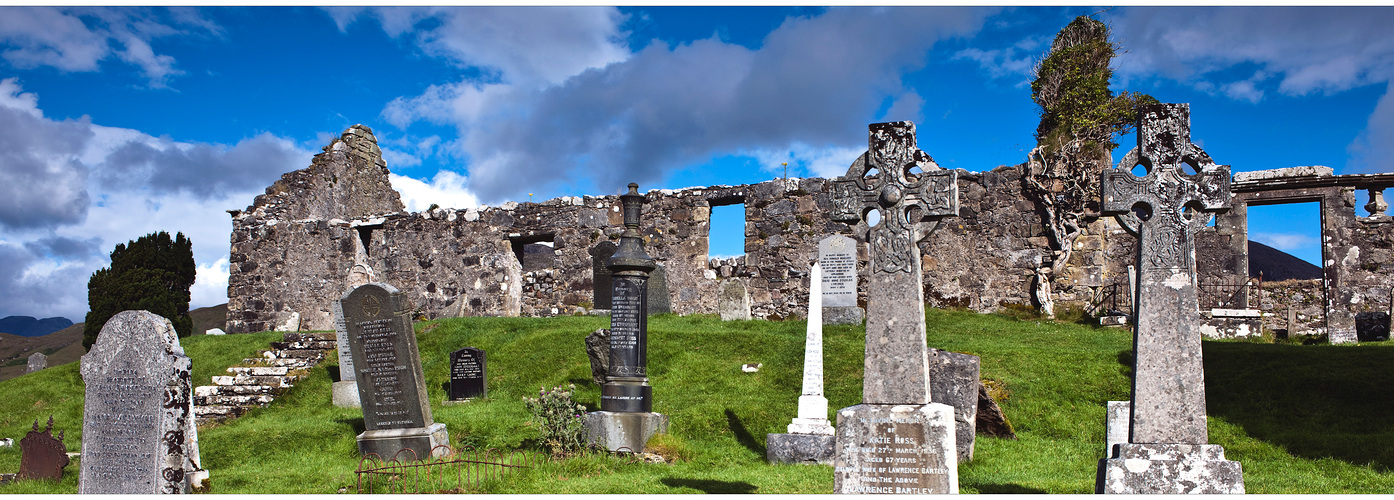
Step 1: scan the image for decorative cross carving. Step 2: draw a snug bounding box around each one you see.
[831,121,958,404]
[1101,103,1231,445]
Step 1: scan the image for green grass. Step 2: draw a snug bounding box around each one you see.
[0,310,1392,493]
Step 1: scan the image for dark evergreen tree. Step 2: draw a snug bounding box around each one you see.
[84,231,196,349]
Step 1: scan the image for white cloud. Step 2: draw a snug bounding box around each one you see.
[0,7,216,87]
[374,7,994,203]
[0,79,310,321]
[743,144,865,180]
[390,171,480,212]
[1348,80,1394,173]
[1252,232,1315,252]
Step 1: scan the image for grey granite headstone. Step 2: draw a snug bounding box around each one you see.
[1097,104,1243,494]
[647,263,671,315]
[25,352,46,374]
[447,347,486,401]
[718,279,751,321]
[590,241,617,309]
[331,299,360,408]
[928,349,979,463]
[79,310,199,494]
[829,122,960,494]
[819,235,864,325]
[343,283,449,460]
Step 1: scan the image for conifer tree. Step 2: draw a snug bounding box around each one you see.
[84,231,196,349]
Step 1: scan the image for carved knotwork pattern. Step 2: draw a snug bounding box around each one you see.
[831,122,959,274]
[1101,103,1231,271]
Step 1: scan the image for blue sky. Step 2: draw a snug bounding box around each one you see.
[1,6,1391,322]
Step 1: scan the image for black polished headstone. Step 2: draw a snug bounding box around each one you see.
[590,241,617,309]
[448,347,487,400]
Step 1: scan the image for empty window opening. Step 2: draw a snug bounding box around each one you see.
[709,202,746,259]
[510,234,557,272]
[354,225,382,257]
[1246,202,1322,276]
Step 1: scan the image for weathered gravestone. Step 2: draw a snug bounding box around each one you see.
[1096,103,1244,494]
[17,416,68,482]
[585,184,669,453]
[446,347,487,402]
[331,299,361,408]
[718,279,752,321]
[647,263,671,315]
[79,310,202,494]
[343,283,450,460]
[830,121,960,494]
[25,352,46,374]
[819,235,865,325]
[928,349,979,463]
[767,263,836,465]
[590,241,617,309]
[585,328,610,386]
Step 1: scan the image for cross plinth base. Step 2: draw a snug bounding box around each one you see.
[1097,443,1244,494]
[767,433,836,465]
[833,403,958,494]
[357,423,450,461]
[584,411,668,453]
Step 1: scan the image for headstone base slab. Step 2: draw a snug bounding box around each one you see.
[823,306,864,325]
[332,380,361,408]
[356,423,450,462]
[833,403,958,494]
[766,433,835,465]
[1098,443,1244,494]
[584,411,668,453]
[787,417,835,435]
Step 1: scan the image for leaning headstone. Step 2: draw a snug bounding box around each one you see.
[647,263,671,315]
[25,352,46,374]
[446,347,487,403]
[331,299,361,408]
[18,416,69,481]
[819,235,864,325]
[590,241,618,309]
[1096,103,1244,494]
[343,283,449,460]
[585,328,610,386]
[767,263,836,465]
[830,121,960,494]
[718,279,752,321]
[79,310,198,494]
[974,384,1015,439]
[585,184,670,453]
[928,349,980,463]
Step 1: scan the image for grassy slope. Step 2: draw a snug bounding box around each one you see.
[0,311,1391,493]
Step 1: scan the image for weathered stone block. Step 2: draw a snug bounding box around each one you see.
[584,411,668,453]
[823,306,864,325]
[766,433,836,465]
[1098,443,1244,494]
[928,349,979,462]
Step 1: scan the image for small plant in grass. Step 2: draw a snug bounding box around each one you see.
[523,384,590,457]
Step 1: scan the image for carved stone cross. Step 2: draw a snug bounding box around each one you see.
[1101,103,1230,445]
[832,121,959,404]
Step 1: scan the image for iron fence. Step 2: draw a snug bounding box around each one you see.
[354,445,545,494]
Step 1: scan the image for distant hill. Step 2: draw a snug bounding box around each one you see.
[0,316,74,337]
[1249,240,1323,281]
[0,322,84,382]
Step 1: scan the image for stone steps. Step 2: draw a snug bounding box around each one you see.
[192,331,337,426]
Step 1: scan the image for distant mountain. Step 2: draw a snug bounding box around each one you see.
[1249,240,1323,281]
[0,316,75,337]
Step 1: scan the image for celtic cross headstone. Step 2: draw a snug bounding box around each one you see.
[829,121,960,494]
[1096,103,1244,494]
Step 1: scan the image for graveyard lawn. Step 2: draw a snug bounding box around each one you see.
[0,311,1392,493]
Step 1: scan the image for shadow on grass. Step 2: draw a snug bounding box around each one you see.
[659,477,758,493]
[724,409,765,457]
[1203,341,1394,471]
[971,483,1048,493]
[337,416,365,435]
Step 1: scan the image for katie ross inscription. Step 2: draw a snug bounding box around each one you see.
[836,415,948,495]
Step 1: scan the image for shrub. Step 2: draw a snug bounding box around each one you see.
[522,384,590,456]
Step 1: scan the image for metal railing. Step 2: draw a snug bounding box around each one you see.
[1198,275,1262,310]
[355,445,545,494]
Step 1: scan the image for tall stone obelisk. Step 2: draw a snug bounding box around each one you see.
[767,263,836,464]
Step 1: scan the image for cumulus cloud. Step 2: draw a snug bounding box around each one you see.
[390,171,480,212]
[0,7,216,87]
[1252,232,1316,252]
[373,7,993,203]
[0,79,311,320]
